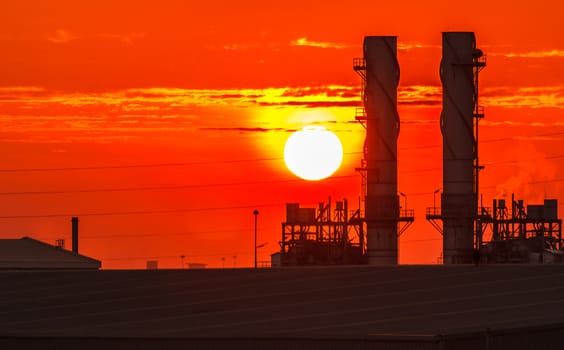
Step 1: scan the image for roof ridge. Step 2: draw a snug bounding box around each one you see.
[15,236,101,265]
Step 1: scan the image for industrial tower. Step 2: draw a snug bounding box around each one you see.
[354,36,413,264]
[427,32,486,264]
[424,32,564,264]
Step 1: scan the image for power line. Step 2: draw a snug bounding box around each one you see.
[102,238,443,262]
[102,252,253,262]
[528,178,564,185]
[0,159,278,173]
[0,163,561,199]
[0,152,363,173]
[0,175,357,196]
[1,167,562,198]
[0,203,284,219]
[0,133,561,175]
[401,237,442,243]
[399,131,564,151]
[402,167,441,174]
[39,226,281,240]
[0,127,562,174]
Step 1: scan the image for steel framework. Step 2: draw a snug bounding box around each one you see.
[279,199,366,265]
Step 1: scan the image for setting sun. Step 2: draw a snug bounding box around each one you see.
[283,126,343,181]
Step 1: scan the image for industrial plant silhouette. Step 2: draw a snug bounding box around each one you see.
[274,32,562,267]
[2,32,564,350]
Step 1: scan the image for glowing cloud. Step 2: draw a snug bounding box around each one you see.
[397,42,440,51]
[46,29,75,43]
[291,37,348,49]
[492,50,564,58]
[482,86,564,109]
[97,32,145,45]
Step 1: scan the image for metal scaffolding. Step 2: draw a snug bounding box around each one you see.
[279,199,365,266]
[477,195,563,263]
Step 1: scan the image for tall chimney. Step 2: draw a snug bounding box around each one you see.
[440,32,476,264]
[71,216,79,254]
[363,36,400,264]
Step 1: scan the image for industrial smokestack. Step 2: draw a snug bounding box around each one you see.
[440,32,476,264]
[71,216,79,254]
[363,36,400,264]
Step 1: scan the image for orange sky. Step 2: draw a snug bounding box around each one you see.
[1,0,564,268]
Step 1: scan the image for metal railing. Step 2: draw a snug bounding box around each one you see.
[426,207,441,217]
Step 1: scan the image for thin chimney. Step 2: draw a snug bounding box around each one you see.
[71,217,79,254]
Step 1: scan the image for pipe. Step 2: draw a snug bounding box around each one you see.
[71,216,79,254]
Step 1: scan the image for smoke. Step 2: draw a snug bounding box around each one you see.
[495,143,559,202]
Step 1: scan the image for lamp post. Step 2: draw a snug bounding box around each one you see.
[434,188,441,214]
[253,209,259,269]
[399,192,407,217]
[256,242,268,267]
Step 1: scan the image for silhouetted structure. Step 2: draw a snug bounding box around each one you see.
[441,32,485,264]
[0,237,100,270]
[71,216,79,254]
[353,36,414,265]
[279,199,365,265]
[426,32,564,264]
[477,195,563,263]
[278,36,438,266]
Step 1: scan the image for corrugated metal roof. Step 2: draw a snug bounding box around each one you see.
[0,237,100,270]
[1,265,564,348]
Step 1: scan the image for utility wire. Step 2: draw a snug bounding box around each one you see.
[0,175,357,196]
[102,252,253,262]
[400,237,442,243]
[0,158,278,173]
[528,178,564,185]
[2,160,560,196]
[0,203,284,219]
[0,152,363,173]
[1,129,561,174]
[0,133,561,174]
[40,226,281,240]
